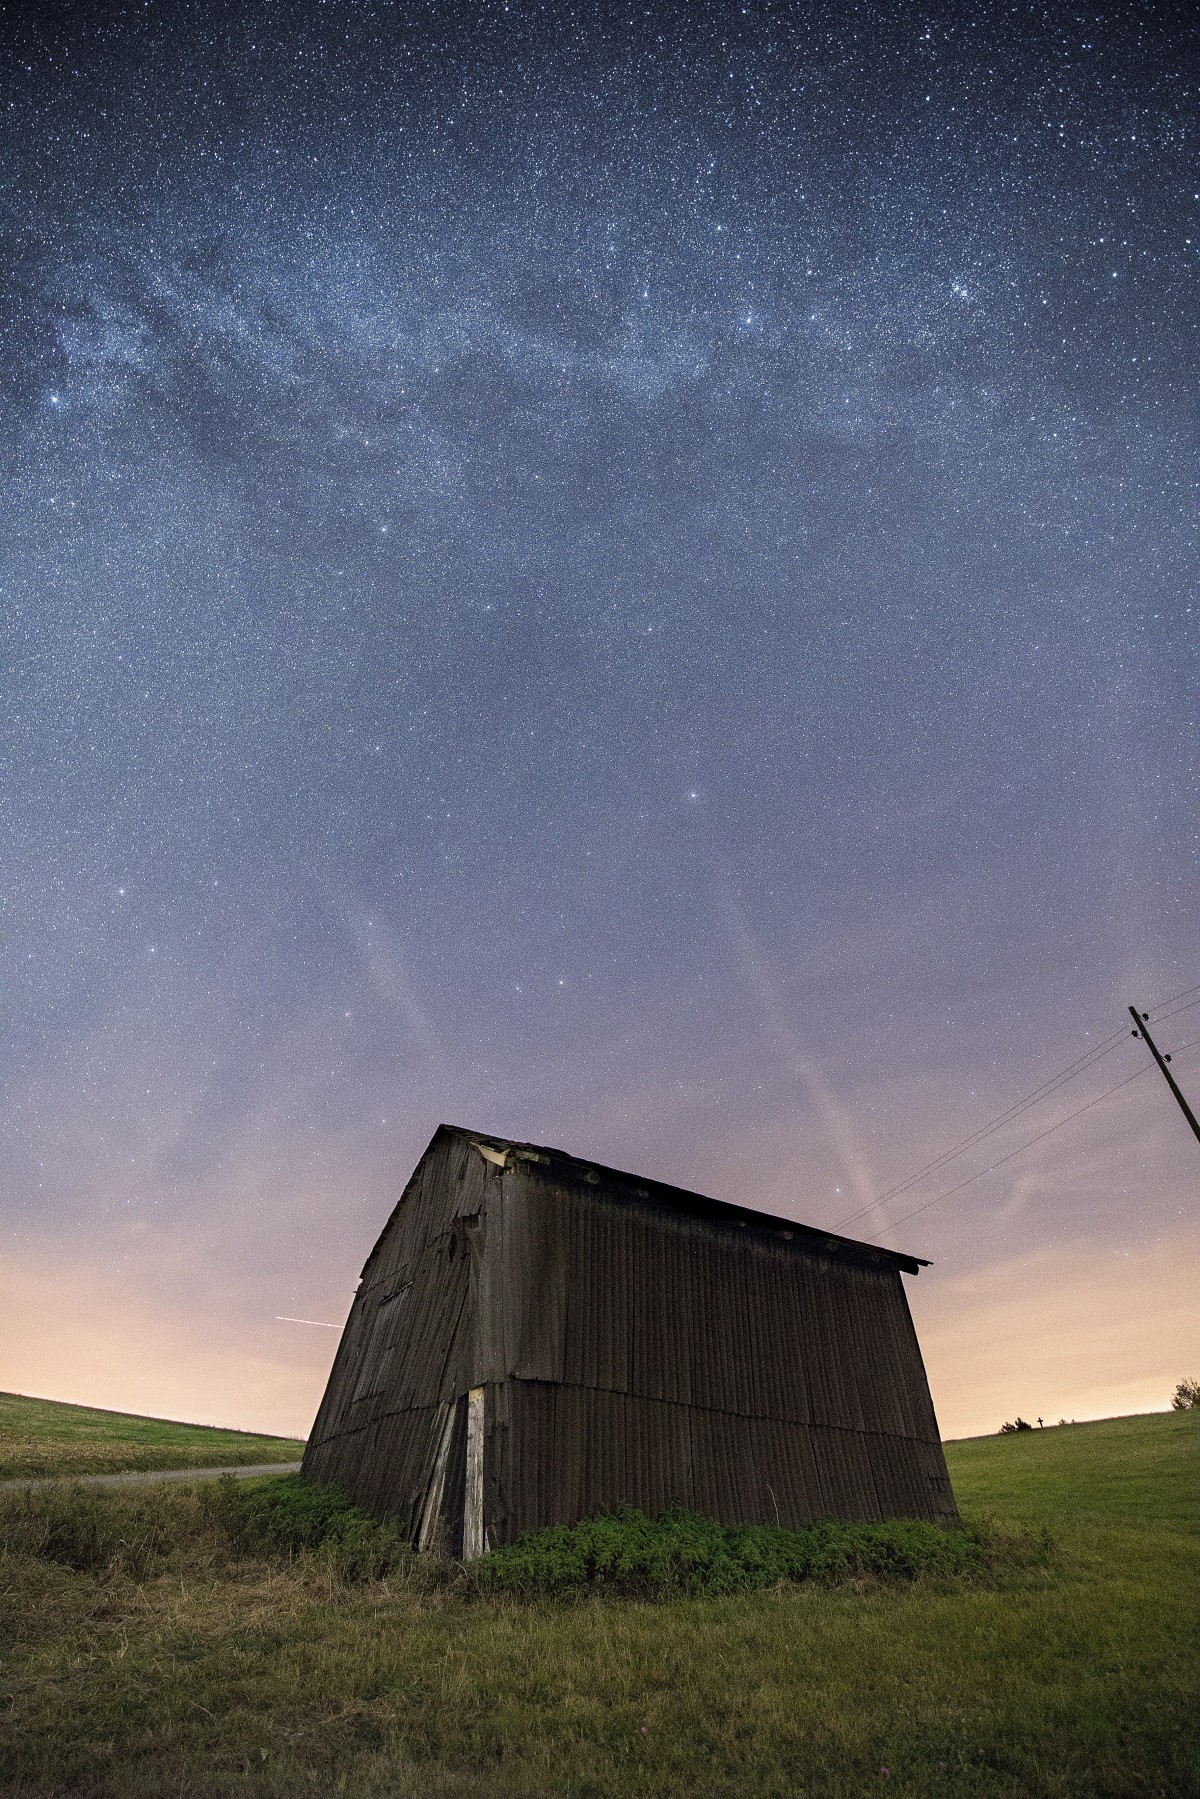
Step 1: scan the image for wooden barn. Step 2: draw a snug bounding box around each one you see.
[303,1124,958,1555]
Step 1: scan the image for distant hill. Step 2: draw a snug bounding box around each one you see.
[0,1391,305,1481]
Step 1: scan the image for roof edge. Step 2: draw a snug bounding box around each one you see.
[437,1123,929,1275]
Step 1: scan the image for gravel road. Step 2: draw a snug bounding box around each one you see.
[0,1461,302,1491]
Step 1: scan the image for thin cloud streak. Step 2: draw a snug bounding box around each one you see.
[715,882,879,1216]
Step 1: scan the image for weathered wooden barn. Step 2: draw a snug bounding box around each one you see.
[303,1124,957,1555]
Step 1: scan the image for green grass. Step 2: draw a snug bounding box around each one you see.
[1,1410,1196,1797]
[0,1391,305,1480]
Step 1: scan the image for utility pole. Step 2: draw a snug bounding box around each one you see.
[1128,1005,1200,1147]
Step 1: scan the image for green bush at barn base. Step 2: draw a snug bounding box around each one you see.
[201,1474,1051,1597]
[472,1503,1047,1597]
[209,1471,415,1582]
[0,1464,1051,1600]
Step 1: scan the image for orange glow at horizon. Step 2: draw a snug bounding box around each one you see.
[3,1223,1194,1445]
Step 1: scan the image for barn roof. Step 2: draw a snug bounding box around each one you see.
[434,1123,928,1276]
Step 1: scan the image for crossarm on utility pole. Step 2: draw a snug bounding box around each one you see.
[1128,1005,1200,1148]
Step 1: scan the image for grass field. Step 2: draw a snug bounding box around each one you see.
[0,1392,304,1480]
[1,1410,1196,1797]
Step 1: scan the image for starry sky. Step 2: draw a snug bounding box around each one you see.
[3,0,1197,1440]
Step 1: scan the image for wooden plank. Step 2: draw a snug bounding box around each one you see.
[462,1387,486,1561]
[416,1402,456,1552]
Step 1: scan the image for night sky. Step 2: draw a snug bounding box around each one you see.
[3,1,1196,1439]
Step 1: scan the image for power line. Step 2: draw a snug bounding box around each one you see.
[1150,994,1200,1026]
[862,1063,1156,1242]
[834,1031,1129,1230]
[835,976,1199,1233]
[862,1034,1200,1245]
[1150,979,1200,1013]
[1139,977,1200,1015]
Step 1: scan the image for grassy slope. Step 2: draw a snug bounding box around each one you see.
[946,1410,1197,1530]
[2,1410,1197,1798]
[0,1392,305,1479]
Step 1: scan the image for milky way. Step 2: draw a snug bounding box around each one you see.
[2,2,1196,1435]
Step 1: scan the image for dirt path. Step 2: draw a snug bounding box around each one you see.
[0,1461,302,1491]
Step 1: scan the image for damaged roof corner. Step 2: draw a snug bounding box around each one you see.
[470,1139,509,1169]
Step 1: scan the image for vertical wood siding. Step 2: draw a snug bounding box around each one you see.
[301,1130,486,1543]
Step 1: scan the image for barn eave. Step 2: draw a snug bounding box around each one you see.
[437,1122,928,1276]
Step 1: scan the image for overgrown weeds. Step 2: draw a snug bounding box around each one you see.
[472,1504,1054,1599]
[0,1474,1051,1600]
[0,1479,203,1578]
[0,1474,425,1588]
[206,1472,420,1582]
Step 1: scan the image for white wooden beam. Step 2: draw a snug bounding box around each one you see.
[463,1385,486,1561]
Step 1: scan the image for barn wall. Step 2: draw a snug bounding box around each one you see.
[301,1127,488,1539]
[479,1162,955,1541]
[485,1381,955,1540]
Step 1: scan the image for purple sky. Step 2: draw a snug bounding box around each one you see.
[3,0,1197,1439]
